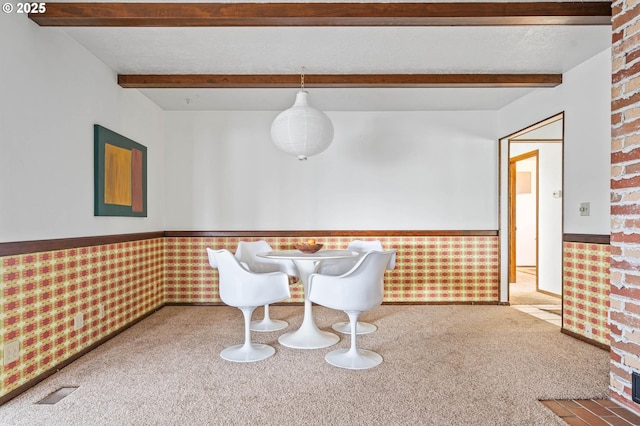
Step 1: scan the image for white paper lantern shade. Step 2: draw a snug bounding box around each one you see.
[270,91,334,161]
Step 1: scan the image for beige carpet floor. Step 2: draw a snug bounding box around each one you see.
[510,269,562,306]
[0,305,609,425]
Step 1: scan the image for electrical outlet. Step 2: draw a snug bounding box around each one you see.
[74,313,84,330]
[98,304,105,319]
[579,202,590,216]
[3,340,19,365]
[585,323,593,338]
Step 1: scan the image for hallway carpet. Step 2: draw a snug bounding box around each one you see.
[510,270,562,306]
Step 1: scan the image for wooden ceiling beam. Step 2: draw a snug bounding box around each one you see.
[117,73,562,88]
[30,2,612,27]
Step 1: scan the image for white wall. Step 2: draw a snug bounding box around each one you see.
[164,110,499,230]
[498,47,611,301]
[1,14,610,242]
[0,15,165,242]
[499,48,612,235]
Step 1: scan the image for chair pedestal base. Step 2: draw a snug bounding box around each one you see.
[325,348,383,370]
[332,321,377,335]
[220,343,275,362]
[250,304,288,332]
[250,318,288,332]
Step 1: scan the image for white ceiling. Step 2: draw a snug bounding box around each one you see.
[49,1,612,111]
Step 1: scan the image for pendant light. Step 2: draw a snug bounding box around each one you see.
[270,70,334,160]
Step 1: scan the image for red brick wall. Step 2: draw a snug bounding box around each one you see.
[611,0,640,413]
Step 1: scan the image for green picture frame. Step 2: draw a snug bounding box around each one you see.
[94,125,147,217]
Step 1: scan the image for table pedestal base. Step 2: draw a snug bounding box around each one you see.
[278,327,339,349]
[256,252,355,350]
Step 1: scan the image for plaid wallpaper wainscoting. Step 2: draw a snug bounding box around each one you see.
[166,235,500,304]
[0,239,165,400]
[563,242,611,347]
[3,231,613,402]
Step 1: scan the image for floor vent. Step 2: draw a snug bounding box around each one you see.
[633,372,640,404]
[36,387,78,405]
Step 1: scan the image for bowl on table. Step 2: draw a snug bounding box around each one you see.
[294,242,323,253]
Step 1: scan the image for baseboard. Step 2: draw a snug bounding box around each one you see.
[164,301,503,307]
[537,288,561,298]
[561,327,610,351]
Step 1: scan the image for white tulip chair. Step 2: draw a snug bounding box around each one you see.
[207,248,290,362]
[308,250,395,370]
[318,240,396,335]
[235,240,298,331]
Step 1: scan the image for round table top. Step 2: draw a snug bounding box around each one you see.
[257,249,359,261]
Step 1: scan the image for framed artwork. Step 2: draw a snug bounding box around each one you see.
[94,124,147,217]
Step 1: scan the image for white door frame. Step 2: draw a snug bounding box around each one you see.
[498,113,564,303]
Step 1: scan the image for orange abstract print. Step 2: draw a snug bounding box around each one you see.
[131,148,143,213]
[104,143,132,206]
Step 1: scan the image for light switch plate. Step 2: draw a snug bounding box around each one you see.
[580,202,590,216]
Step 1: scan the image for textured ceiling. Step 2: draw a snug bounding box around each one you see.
[63,26,610,75]
[46,2,612,111]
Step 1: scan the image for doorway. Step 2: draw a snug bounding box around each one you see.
[509,150,539,304]
[499,113,564,317]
